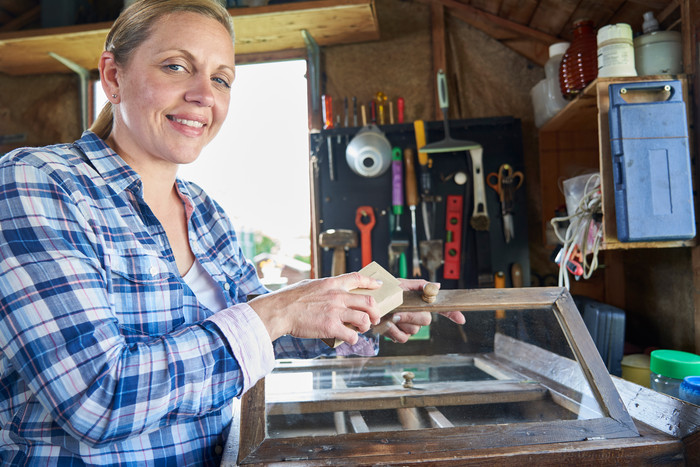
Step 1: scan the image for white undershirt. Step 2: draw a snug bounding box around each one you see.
[182,258,227,312]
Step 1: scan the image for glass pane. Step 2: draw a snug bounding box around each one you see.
[265,306,605,440]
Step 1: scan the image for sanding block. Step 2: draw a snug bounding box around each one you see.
[322,261,403,348]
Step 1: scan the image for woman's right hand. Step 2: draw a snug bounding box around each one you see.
[247,272,383,344]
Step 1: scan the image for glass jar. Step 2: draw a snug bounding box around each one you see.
[559,19,598,99]
[649,349,700,398]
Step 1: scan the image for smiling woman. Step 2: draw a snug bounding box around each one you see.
[0,1,459,465]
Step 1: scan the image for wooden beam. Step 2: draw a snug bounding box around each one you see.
[0,4,38,32]
[421,0,558,66]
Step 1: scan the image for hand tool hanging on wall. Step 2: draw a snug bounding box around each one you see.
[487,163,524,243]
[355,206,376,267]
[319,229,358,276]
[322,94,335,181]
[352,96,358,126]
[389,148,409,278]
[403,148,421,277]
[413,120,436,240]
[397,97,405,124]
[443,195,464,280]
[376,92,387,125]
[420,70,481,155]
[468,146,489,232]
[469,145,493,288]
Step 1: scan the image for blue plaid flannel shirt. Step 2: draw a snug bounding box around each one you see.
[0,131,378,466]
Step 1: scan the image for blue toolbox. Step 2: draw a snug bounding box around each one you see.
[608,80,695,242]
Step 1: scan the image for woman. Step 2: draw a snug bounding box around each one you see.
[0,0,465,465]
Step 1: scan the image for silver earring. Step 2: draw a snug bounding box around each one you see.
[112,94,117,98]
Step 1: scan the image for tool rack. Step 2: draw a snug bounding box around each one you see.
[310,116,530,291]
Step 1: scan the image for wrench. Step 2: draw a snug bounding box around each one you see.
[355,206,376,268]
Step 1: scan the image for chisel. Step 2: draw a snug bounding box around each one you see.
[403,147,421,277]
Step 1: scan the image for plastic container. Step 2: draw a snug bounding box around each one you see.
[634,30,683,76]
[649,349,700,398]
[559,19,598,99]
[621,354,651,387]
[680,376,700,405]
[531,42,570,128]
[530,80,549,128]
[544,42,570,113]
[597,23,637,78]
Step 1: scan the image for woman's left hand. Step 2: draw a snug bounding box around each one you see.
[376,278,465,343]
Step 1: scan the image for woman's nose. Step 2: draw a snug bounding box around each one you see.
[185,76,215,107]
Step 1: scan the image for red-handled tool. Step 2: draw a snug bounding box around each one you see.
[397,97,405,123]
[355,206,376,267]
[443,195,463,280]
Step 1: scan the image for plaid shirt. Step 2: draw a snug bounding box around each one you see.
[0,131,377,466]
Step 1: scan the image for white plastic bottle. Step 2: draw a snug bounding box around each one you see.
[532,42,570,128]
[544,42,570,118]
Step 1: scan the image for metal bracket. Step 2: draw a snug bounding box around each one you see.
[301,29,320,117]
[49,52,90,131]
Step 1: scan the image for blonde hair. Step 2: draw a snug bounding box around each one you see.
[90,0,234,139]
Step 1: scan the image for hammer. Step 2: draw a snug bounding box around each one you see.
[319,229,358,276]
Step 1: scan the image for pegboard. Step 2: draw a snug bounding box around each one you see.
[311,117,529,290]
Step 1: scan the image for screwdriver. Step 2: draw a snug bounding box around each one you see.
[404,147,421,277]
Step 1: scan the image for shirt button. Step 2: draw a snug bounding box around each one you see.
[224,283,230,291]
[215,445,223,455]
[149,266,158,276]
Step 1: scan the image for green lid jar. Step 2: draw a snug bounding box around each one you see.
[650,350,700,398]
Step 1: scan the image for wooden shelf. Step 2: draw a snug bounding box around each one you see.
[539,75,696,251]
[0,0,379,75]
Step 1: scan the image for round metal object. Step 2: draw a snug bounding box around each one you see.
[345,124,392,178]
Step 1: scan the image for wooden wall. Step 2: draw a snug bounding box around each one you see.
[0,73,81,152]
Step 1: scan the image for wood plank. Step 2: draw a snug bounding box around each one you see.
[237,378,266,463]
[348,411,370,433]
[0,0,379,75]
[266,380,549,415]
[470,0,502,15]
[566,0,626,32]
[419,0,556,66]
[0,4,38,32]
[242,417,645,464]
[528,0,580,36]
[395,286,564,312]
[425,406,454,428]
[498,0,539,24]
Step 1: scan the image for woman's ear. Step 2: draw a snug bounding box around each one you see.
[99,51,120,103]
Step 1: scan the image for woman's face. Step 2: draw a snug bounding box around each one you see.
[109,12,235,171]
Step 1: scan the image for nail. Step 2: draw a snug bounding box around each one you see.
[392,314,401,323]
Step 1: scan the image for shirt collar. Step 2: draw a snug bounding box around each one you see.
[75,130,142,195]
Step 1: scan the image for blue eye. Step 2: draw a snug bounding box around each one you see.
[166,64,185,72]
[213,77,231,89]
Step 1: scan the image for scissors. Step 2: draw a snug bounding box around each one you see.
[486,164,524,243]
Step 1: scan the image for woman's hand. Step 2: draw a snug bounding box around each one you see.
[377,278,466,343]
[247,272,383,344]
